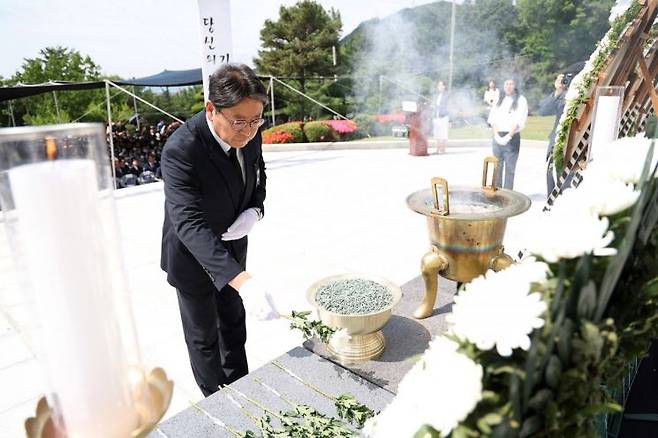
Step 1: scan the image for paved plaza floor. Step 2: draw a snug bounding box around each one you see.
[0,140,548,437]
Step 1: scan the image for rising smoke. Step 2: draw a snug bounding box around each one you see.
[347,0,528,122]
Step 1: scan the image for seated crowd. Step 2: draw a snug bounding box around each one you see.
[108,119,182,188]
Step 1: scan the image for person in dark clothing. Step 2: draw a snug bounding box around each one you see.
[539,74,567,197]
[128,158,143,176]
[160,64,277,398]
[143,153,159,174]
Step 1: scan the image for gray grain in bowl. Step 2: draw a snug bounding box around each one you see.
[315,278,393,315]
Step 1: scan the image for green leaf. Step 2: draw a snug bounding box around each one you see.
[489,366,526,378]
[545,355,562,388]
[527,388,553,412]
[477,412,504,434]
[519,415,542,438]
[580,402,623,417]
[557,318,574,363]
[334,394,374,428]
[579,321,604,361]
[413,424,440,438]
[491,418,518,438]
[577,280,597,320]
[595,141,656,321]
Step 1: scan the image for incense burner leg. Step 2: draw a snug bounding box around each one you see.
[414,246,448,319]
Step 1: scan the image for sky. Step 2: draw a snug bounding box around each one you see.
[0,0,438,80]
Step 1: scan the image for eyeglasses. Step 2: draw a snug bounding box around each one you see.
[215,109,265,132]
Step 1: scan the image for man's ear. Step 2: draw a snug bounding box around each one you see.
[205,101,215,117]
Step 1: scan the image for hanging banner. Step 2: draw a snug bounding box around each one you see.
[197,0,233,102]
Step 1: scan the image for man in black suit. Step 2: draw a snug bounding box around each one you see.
[160,64,276,397]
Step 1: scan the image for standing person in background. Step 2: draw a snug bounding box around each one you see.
[483,80,500,110]
[432,80,450,154]
[488,79,528,189]
[539,73,567,197]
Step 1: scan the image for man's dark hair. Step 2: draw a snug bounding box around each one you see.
[208,64,269,109]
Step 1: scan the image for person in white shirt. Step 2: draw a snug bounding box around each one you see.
[432,80,450,154]
[487,79,528,189]
[483,80,500,109]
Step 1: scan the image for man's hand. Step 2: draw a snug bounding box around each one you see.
[238,277,279,321]
[221,208,259,241]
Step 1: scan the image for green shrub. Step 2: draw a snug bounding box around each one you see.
[353,114,375,138]
[276,121,306,143]
[303,121,339,142]
[261,121,306,143]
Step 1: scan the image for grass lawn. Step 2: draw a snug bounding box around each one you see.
[357,116,554,143]
[450,115,554,141]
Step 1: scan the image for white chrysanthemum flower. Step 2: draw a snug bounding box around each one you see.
[364,337,482,437]
[566,174,640,216]
[610,0,632,22]
[447,259,548,356]
[589,136,657,184]
[524,207,616,262]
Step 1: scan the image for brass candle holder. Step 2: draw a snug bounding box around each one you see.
[406,157,531,319]
[25,367,174,438]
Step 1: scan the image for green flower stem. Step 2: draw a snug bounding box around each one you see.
[281,311,336,344]
[271,360,337,401]
[253,377,297,407]
[271,361,374,428]
[221,384,285,421]
[188,399,242,438]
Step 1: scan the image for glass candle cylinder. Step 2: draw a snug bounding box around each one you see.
[0,124,146,438]
[588,86,625,162]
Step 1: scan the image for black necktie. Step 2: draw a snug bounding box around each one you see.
[228,148,244,186]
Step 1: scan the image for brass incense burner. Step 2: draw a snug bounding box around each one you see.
[307,273,402,365]
[406,157,531,319]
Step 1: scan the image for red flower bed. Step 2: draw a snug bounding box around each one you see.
[373,112,406,123]
[322,119,358,134]
[262,130,294,144]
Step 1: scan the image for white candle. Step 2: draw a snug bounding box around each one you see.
[9,159,138,438]
[590,95,621,160]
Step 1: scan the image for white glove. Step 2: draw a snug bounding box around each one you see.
[494,134,511,145]
[239,277,279,321]
[221,208,259,241]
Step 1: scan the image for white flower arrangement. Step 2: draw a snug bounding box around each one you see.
[524,207,616,263]
[447,259,549,356]
[524,135,658,261]
[363,337,483,438]
[587,136,658,184]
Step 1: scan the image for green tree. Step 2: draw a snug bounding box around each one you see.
[514,0,615,95]
[339,0,518,115]
[9,46,104,125]
[255,0,342,120]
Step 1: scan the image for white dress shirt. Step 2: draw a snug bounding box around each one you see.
[206,115,264,220]
[484,89,500,107]
[206,116,245,182]
[487,94,528,133]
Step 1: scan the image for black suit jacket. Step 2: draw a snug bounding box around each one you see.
[160,111,266,292]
